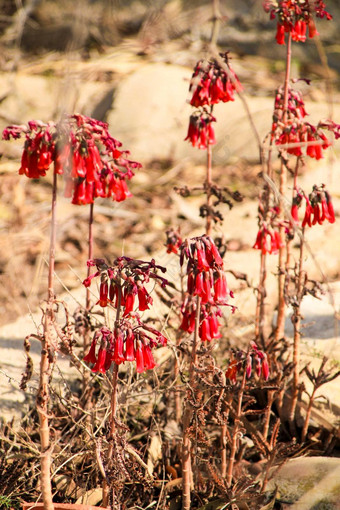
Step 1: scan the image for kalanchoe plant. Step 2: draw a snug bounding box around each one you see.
[257,0,338,438]
[2,114,142,510]
[263,0,332,44]
[179,235,234,510]
[182,51,243,236]
[82,255,168,505]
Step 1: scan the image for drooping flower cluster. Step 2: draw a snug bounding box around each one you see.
[271,85,340,160]
[263,0,332,45]
[83,256,168,315]
[253,226,285,254]
[179,235,233,342]
[2,114,141,205]
[189,53,242,108]
[83,256,168,374]
[253,204,285,255]
[165,228,182,255]
[225,342,269,384]
[291,185,335,227]
[185,52,242,150]
[84,319,167,374]
[185,110,216,149]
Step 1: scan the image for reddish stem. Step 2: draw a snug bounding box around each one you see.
[288,227,304,435]
[85,202,94,313]
[38,167,58,510]
[275,32,292,341]
[221,392,232,478]
[255,251,267,347]
[182,295,200,510]
[301,387,316,443]
[102,285,122,507]
[206,143,213,237]
[226,369,246,487]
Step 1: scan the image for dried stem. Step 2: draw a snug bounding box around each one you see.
[175,268,186,423]
[275,32,292,341]
[288,227,305,435]
[255,251,267,347]
[262,390,275,441]
[221,392,232,478]
[301,386,317,443]
[182,295,201,510]
[226,369,246,487]
[37,168,58,510]
[102,285,122,507]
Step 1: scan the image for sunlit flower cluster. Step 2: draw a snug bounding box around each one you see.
[3,114,141,205]
[253,226,284,254]
[271,85,339,159]
[83,256,167,314]
[263,0,332,45]
[291,185,335,227]
[185,110,216,150]
[185,52,242,150]
[84,320,167,374]
[83,257,168,374]
[179,235,233,342]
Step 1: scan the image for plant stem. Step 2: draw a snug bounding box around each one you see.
[301,387,316,443]
[226,369,246,487]
[221,392,232,478]
[206,143,213,237]
[275,32,292,341]
[255,251,267,347]
[102,285,122,508]
[182,295,200,510]
[85,202,94,313]
[38,168,58,510]
[288,227,304,435]
[210,0,221,47]
[262,390,274,441]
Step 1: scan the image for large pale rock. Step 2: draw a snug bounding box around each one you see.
[269,457,340,509]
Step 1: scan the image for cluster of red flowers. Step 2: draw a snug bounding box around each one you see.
[185,110,216,150]
[253,226,284,255]
[2,114,141,205]
[185,52,242,150]
[226,342,269,383]
[82,257,168,374]
[165,228,182,254]
[271,85,339,160]
[180,298,224,342]
[291,185,335,227]
[83,256,168,315]
[84,320,167,374]
[263,0,332,45]
[179,235,233,342]
[189,53,242,108]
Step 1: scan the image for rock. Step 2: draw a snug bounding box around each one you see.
[107,62,192,163]
[268,456,340,509]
